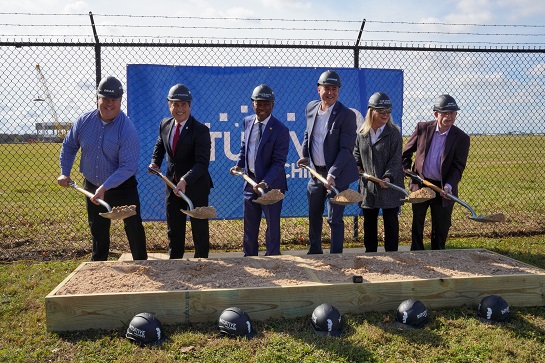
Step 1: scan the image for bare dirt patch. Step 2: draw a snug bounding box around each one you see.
[54,249,544,295]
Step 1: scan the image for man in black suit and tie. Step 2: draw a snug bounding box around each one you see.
[402,94,470,250]
[296,70,359,254]
[148,84,213,258]
[230,84,289,256]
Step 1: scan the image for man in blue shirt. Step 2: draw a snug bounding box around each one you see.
[57,76,148,261]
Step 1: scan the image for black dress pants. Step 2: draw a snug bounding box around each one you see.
[85,177,147,261]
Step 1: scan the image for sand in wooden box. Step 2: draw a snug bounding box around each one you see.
[46,249,545,332]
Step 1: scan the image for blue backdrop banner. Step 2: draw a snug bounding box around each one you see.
[127,66,403,221]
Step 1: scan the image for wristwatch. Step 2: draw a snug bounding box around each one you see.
[261,181,269,189]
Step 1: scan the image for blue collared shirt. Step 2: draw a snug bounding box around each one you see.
[60,109,140,190]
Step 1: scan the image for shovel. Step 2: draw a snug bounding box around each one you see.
[404,170,505,223]
[68,181,136,220]
[231,170,284,205]
[148,167,217,219]
[301,164,363,206]
[362,173,435,204]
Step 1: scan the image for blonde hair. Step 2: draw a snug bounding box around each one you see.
[358,108,398,134]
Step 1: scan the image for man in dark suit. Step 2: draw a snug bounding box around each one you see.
[296,70,359,254]
[230,84,289,256]
[149,84,213,258]
[402,94,470,250]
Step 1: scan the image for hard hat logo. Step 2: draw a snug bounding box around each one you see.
[219,317,237,331]
[128,324,146,339]
[172,92,191,98]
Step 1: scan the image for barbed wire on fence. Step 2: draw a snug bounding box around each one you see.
[2,12,545,46]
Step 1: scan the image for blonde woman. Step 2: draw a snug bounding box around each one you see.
[353,92,403,252]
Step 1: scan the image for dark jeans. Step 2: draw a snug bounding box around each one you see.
[84,177,147,261]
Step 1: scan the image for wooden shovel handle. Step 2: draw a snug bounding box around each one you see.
[231,170,266,196]
[301,164,341,195]
[362,173,383,184]
[68,182,112,212]
[148,167,194,210]
[404,170,443,194]
[362,173,409,197]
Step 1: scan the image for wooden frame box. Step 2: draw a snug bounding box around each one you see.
[46,249,545,332]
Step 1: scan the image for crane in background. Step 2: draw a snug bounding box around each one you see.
[34,64,70,139]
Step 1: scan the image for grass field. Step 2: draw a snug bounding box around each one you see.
[1,134,545,261]
[1,235,544,362]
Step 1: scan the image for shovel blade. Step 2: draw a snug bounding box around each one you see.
[182,206,217,219]
[253,189,285,205]
[254,198,280,205]
[469,213,505,223]
[99,207,136,220]
[99,210,136,219]
[330,189,362,206]
[402,197,433,204]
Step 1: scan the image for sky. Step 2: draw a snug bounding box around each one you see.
[2,0,545,45]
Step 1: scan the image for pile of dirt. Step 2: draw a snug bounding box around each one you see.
[54,249,544,295]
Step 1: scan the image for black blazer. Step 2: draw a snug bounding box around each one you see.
[151,115,213,198]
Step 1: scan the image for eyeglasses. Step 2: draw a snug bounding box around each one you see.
[374,108,391,114]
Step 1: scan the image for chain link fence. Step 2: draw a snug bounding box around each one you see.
[1,40,544,261]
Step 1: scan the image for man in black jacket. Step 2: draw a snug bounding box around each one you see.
[149,84,213,258]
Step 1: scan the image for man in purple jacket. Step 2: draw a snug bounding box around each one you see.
[402,94,470,250]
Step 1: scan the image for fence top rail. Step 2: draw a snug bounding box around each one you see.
[2,40,545,53]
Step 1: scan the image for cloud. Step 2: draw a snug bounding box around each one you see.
[418,0,495,33]
[223,7,255,18]
[64,1,89,14]
[497,0,545,19]
[261,0,311,11]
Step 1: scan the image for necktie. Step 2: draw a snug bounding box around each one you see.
[258,122,263,141]
[172,123,181,154]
